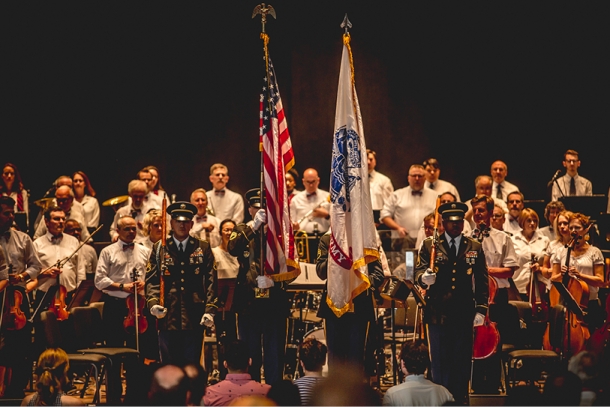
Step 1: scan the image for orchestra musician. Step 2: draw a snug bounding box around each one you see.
[32,206,85,314]
[0,196,41,399]
[550,212,606,332]
[146,201,217,366]
[469,195,519,394]
[94,215,148,403]
[415,202,488,404]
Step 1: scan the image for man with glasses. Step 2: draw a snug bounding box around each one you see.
[504,191,526,235]
[290,167,330,235]
[110,180,150,244]
[33,185,90,242]
[207,163,244,224]
[381,164,436,248]
[551,149,593,201]
[491,205,509,234]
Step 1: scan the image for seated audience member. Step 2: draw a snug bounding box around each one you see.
[538,201,565,241]
[294,338,327,405]
[382,341,454,406]
[266,380,301,406]
[184,363,207,407]
[542,369,583,407]
[203,340,271,406]
[568,350,601,406]
[309,362,381,406]
[148,364,190,406]
[21,348,84,406]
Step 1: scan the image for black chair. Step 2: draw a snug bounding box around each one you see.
[69,305,140,405]
[38,311,107,404]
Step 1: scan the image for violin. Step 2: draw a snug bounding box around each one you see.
[545,231,590,356]
[472,222,500,359]
[527,254,549,323]
[2,265,27,331]
[49,271,69,321]
[123,268,147,351]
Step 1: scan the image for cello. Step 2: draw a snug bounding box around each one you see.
[123,268,147,352]
[546,231,590,356]
[472,222,500,359]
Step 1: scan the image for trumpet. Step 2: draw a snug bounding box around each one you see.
[294,230,310,263]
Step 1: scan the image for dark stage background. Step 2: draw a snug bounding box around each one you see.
[2,2,609,232]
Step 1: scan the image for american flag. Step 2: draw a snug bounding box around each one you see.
[259,58,299,279]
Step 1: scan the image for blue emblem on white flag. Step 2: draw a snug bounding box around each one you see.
[331,126,362,211]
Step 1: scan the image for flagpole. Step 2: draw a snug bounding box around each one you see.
[253,3,276,295]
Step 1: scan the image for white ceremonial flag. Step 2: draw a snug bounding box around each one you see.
[327,34,380,317]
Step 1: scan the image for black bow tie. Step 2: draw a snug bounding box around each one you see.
[411,190,422,196]
[307,191,317,198]
[196,215,207,222]
[123,242,135,251]
[51,235,63,244]
[214,190,225,196]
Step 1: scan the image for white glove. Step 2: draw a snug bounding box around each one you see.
[473,313,485,327]
[421,269,436,286]
[200,313,214,327]
[256,275,274,289]
[252,209,267,231]
[150,305,167,319]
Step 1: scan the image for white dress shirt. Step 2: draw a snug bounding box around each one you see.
[80,244,98,276]
[424,179,461,202]
[289,189,331,234]
[212,247,240,279]
[95,240,150,299]
[33,201,90,242]
[382,374,454,406]
[33,232,84,293]
[206,188,245,224]
[503,214,522,236]
[109,203,152,244]
[190,213,221,248]
[551,244,604,301]
[551,173,593,201]
[380,187,437,239]
[415,222,472,251]
[476,227,519,289]
[510,230,549,294]
[492,180,519,201]
[369,170,394,211]
[0,228,42,281]
[79,195,100,228]
[538,226,555,242]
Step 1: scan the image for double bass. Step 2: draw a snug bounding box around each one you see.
[472,222,500,359]
[545,231,590,356]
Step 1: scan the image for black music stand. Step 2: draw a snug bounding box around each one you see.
[68,280,103,310]
[559,195,607,219]
[551,281,586,358]
[403,279,427,307]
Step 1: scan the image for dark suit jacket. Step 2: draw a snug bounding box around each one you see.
[414,234,488,325]
[146,234,216,331]
[315,233,385,322]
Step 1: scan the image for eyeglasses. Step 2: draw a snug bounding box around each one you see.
[303,180,317,185]
[491,214,504,219]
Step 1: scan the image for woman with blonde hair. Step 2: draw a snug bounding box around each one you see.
[21,348,84,406]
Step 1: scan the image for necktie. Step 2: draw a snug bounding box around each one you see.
[429,183,435,190]
[450,238,457,257]
[496,184,503,199]
[178,242,184,253]
[570,177,576,196]
[123,243,134,251]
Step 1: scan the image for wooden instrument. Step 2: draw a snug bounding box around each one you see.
[545,231,590,356]
[528,254,549,323]
[50,274,70,321]
[472,222,500,359]
[123,268,148,352]
[429,196,441,273]
[2,266,27,331]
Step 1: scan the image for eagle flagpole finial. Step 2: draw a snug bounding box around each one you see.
[252,3,276,34]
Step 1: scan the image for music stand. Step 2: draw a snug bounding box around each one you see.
[67,280,103,309]
[551,281,586,358]
[403,279,426,307]
[559,195,607,220]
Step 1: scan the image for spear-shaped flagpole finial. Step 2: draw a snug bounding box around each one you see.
[341,13,352,34]
[252,3,277,34]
